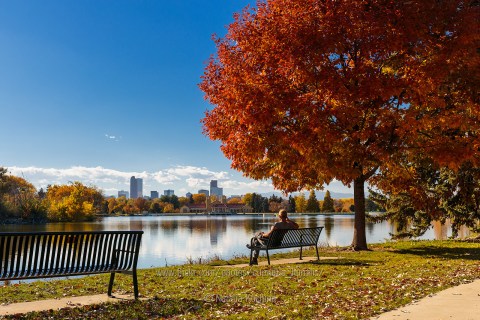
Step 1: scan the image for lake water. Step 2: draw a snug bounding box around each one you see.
[0,214,467,269]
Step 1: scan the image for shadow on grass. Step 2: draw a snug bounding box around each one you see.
[396,246,480,260]
[307,259,374,267]
[3,297,206,320]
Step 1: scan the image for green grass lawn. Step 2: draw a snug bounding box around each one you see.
[1,240,479,319]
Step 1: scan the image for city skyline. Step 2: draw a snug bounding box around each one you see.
[0,1,353,197]
[4,165,353,197]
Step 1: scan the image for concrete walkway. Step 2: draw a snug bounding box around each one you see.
[371,279,480,320]
[0,294,140,316]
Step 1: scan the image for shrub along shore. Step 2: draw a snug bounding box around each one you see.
[1,240,479,319]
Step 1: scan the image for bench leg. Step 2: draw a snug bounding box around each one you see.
[133,270,139,299]
[108,272,115,297]
[266,250,270,265]
[300,246,303,260]
[315,246,320,261]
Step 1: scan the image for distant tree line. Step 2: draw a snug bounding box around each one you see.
[241,190,382,214]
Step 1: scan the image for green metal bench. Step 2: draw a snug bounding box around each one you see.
[247,227,324,265]
[0,231,143,299]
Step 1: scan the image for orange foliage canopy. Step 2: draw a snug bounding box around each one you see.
[200,0,479,191]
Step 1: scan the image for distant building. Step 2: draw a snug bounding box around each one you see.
[151,191,159,199]
[186,192,192,198]
[137,178,143,198]
[130,177,137,199]
[210,180,223,197]
[118,190,129,198]
[164,189,175,196]
[180,196,252,214]
[130,176,143,199]
[198,189,209,196]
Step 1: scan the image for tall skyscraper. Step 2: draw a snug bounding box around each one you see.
[164,189,175,196]
[130,176,137,199]
[210,180,218,188]
[130,176,143,199]
[210,180,223,197]
[151,191,159,199]
[136,178,143,198]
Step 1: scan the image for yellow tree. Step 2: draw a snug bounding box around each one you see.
[227,197,243,204]
[46,182,103,221]
[178,196,190,207]
[294,194,307,213]
[163,203,175,213]
[0,174,42,219]
[192,193,207,204]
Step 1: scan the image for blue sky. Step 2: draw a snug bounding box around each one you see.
[0,0,351,197]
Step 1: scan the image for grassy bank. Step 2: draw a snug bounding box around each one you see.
[1,240,479,319]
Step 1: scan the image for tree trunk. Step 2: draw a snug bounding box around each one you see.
[351,177,368,250]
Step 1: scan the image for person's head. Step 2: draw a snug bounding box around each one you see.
[278,209,288,221]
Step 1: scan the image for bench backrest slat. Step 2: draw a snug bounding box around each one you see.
[9,236,18,278]
[21,236,30,277]
[83,233,94,272]
[91,233,101,272]
[100,233,113,271]
[0,231,143,281]
[15,236,24,278]
[98,233,109,270]
[74,234,85,273]
[52,234,62,275]
[32,235,41,276]
[65,235,73,271]
[61,234,73,273]
[101,233,113,271]
[120,233,132,270]
[0,236,4,277]
[2,237,9,278]
[128,233,138,269]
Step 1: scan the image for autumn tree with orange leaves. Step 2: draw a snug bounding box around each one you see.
[200,0,479,249]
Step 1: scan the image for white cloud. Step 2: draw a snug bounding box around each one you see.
[166,166,229,179]
[185,177,205,188]
[104,134,121,141]
[151,170,180,184]
[221,179,272,192]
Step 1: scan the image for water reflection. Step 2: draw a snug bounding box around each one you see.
[0,214,467,268]
[324,216,333,239]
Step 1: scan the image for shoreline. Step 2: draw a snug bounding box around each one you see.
[102,212,356,217]
[0,212,363,225]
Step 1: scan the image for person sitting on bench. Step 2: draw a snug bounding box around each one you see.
[248,209,299,265]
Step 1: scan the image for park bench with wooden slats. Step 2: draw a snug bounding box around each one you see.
[247,227,324,265]
[0,230,143,299]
